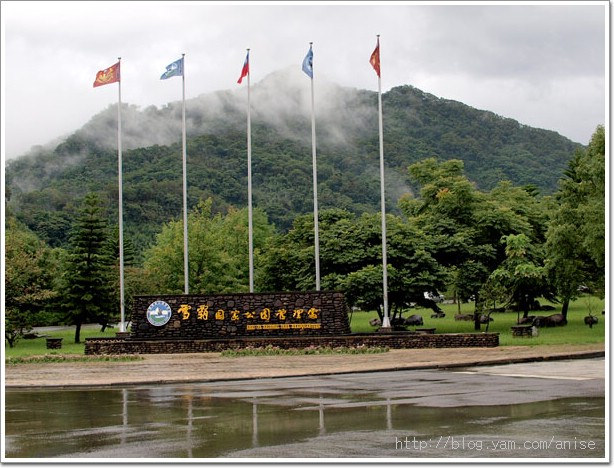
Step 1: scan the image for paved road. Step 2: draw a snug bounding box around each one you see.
[5,359,605,459]
[197,357,605,408]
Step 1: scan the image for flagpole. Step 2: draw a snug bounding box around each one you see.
[247,49,254,293]
[309,42,321,291]
[182,53,189,295]
[376,36,391,330]
[117,57,126,332]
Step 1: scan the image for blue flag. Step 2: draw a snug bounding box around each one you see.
[302,46,313,78]
[160,57,184,80]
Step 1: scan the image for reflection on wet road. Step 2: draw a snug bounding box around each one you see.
[4,359,605,459]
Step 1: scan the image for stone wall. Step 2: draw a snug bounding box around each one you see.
[131,291,351,340]
[85,332,499,355]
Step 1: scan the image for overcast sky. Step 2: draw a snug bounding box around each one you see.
[1,1,607,160]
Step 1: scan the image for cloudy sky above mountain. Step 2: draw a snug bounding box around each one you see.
[1,1,607,159]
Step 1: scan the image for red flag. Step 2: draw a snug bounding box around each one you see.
[369,38,380,77]
[93,62,120,87]
[237,51,249,84]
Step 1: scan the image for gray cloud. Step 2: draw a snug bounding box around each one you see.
[2,2,606,160]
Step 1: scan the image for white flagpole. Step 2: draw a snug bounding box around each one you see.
[117,57,126,332]
[182,53,189,295]
[309,43,321,291]
[376,36,391,329]
[247,49,254,293]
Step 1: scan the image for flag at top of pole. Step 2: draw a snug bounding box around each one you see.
[160,54,189,294]
[160,57,184,80]
[237,51,250,84]
[302,45,313,78]
[370,37,381,77]
[371,34,390,330]
[93,57,125,331]
[93,61,120,87]
[302,42,320,290]
[238,48,254,292]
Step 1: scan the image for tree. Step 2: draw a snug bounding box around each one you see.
[401,158,495,327]
[5,217,57,347]
[258,208,447,322]
[402,158,552,329]
[545,126,606,317]
[143,198,275,294]
[485,234,553,320]
[59,193,113,343]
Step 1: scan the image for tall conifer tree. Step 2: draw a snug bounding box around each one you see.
[61,193,112,343]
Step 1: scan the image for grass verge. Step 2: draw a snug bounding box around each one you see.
[6,354,143,365]
[221,345,389,357]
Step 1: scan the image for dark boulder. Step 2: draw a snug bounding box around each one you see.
[405,314,424,326]
[454,314,473,321]
[533,313,567,327]
[517,316,536,325]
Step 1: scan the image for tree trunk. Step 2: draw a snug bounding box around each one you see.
[6,332,16,348]
[74,321,82,344]
[561,298,570,320]
[473,293,481,331]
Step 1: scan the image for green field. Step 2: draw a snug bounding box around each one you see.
[4,326,118,358]
[4,296,605,359]
[349,296,606,346]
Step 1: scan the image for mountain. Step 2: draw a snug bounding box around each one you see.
[6,68,581,255]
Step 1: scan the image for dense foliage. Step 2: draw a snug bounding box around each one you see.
[4,217,57,347]
[142,199,275,294]
[545,126,605,317]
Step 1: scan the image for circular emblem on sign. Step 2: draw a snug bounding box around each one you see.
[146,301,172,327]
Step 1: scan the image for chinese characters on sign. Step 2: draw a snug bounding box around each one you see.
[177,303,321,330]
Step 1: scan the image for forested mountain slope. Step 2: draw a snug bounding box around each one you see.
[6,69,580,254]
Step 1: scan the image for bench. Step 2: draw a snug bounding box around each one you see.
[45,338,63,349]
[511,325,537,338]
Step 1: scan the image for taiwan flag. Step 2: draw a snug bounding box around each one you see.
[237,51,249,84]
[93,61,120,87]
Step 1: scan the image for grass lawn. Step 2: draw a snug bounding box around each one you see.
[4,325,119,359]
[349,295,605,346]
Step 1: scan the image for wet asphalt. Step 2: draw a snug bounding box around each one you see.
[4,358,605,460]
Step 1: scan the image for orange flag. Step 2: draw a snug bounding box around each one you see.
[93,61,120,87]
[369,37,380,77]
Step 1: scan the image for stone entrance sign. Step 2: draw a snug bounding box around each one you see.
[129,291,351,340]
